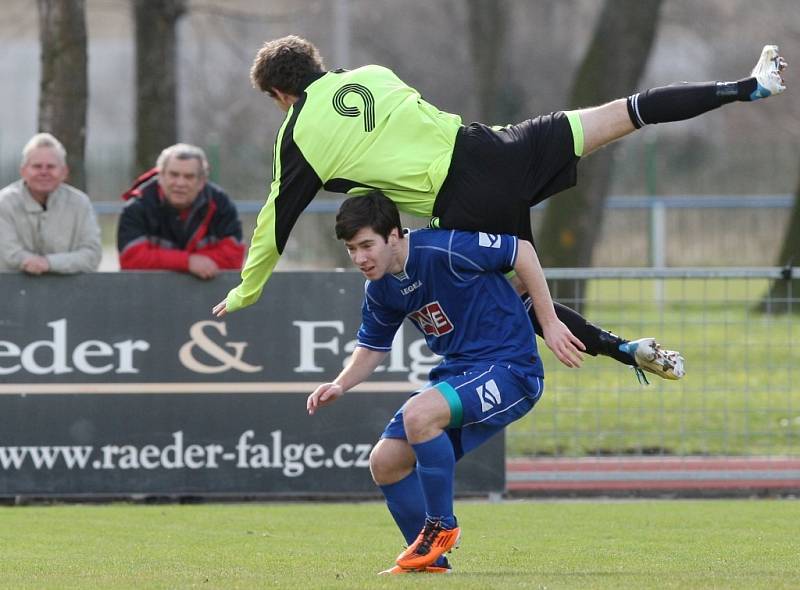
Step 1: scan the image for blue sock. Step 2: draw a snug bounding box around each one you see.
[412,432,457,529]
[378,471,426,545]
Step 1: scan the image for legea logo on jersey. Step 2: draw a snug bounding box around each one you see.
[478,233,501,248]
[409,301,454,336]
[476,379,502,412]
[401,280,423,296]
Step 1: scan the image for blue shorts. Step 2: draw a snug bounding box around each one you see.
[381,364,543,460]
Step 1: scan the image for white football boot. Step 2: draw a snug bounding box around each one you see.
[750,45,787,99]
[623,337,685,381]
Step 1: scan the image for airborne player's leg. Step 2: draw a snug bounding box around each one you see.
[518,290,685,381]
[576,45,787,156]
[520,45,784,380]
[541,45,785,379]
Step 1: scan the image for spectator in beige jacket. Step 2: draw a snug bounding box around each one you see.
[0,133,101,274]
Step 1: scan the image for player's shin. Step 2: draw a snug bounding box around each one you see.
[625,45,787,127]
[395,433,461,569]
[379,471,427,545]
[411,433,457,528]
[522,294,636,365]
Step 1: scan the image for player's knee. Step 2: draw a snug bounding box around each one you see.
[403,390,451,442]
[369,440,414,486]
[401,402,429,440]
[369,451,393,485]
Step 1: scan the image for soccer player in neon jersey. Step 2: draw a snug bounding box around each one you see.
[214,36,787,381]
[308,191,578,574]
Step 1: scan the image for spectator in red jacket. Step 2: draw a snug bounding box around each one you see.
[117,143,245,279]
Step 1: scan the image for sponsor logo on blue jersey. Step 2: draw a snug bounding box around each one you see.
[476,379,502,412]
[478,233,501,248]
[409,301,453,336]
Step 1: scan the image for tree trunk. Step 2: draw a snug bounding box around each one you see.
[133,0,187,175]
[537,0,662,308]
[466,0,508,122]
[758,169,800,313]
[37,0,88,191]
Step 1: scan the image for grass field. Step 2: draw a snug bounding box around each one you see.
[509,278,800,457]
[1,499,798,589]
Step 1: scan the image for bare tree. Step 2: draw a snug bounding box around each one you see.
[759,168,800,313]
[133,0,187,174]
[536,0,662,307]
[466,0,509,122]
[37,0,88,190]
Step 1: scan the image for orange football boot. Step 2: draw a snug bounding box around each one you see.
[378,557,452,575]
[395,519,461,569]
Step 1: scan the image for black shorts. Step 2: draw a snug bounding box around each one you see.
[432,111,579,244]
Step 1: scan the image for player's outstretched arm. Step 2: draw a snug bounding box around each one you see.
[514,240,585,368]
[307,346,387,415]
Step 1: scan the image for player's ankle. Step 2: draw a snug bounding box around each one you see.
[428,515,457,530]
[714,78,758,102]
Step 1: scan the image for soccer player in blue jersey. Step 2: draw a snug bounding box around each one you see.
[307,191,584,574]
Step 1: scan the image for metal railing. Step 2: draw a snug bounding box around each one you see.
[93,194,795,215]
[95,194,796,269]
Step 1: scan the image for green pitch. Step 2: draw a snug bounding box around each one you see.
[1,499,797,589]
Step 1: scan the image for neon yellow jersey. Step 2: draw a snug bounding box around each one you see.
[226,65,462,312]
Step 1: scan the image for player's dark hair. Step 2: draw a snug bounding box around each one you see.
[251,35,325,96]
[335,191,403,243]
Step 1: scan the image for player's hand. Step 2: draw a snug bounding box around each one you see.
[541,319,585,368]
[188,254,219,280]
[212,298,228,318]
[307,383,344,415]
[20,255,50,275]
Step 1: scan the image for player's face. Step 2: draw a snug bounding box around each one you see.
[20,147,68,199]
[159,157,206,210]
[345,227,397,280]
[272,95,291,113]
[269,88,296,113]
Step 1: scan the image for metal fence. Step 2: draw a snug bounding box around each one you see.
[508,267,800,459]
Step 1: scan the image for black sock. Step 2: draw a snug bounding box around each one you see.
[626,78,758,128]
[521,294,636,366]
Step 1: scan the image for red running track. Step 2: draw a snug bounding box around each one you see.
[506,456,800,492]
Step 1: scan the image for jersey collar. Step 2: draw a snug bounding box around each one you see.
[299,71,327,93]
[391,229,413,281]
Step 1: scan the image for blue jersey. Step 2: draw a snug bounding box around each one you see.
[356,228,543,381]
